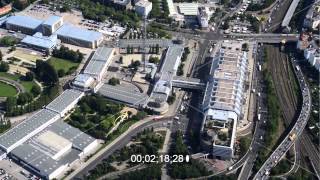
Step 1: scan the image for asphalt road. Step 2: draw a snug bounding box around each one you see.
[237,44,268,180]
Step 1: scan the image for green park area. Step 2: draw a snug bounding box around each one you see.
[67,95,148,141]
[0,72,39,93]
[48,57,79,76]
[0,81,18,97]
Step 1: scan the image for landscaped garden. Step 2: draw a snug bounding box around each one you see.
[0,72,39,93]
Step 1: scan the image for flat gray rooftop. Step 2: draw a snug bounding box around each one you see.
[84,47,113,76]
[46,89,83,115]
[118,39,173,48]
[9,119,96,178]
[11,143,80,178]
[159,45,184,81]
[91,46,114,62]
[0,109,59,152]
[98,84,148,107]
[46,120,96,151]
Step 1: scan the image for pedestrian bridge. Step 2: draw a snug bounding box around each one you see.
[172,77,206,90]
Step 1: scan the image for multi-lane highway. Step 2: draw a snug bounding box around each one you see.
[237,43,268,180]
[253,58,312,180]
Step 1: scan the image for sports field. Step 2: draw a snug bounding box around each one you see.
[0,81,18,97]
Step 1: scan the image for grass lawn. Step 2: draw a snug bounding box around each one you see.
[0,72,19,81]
[48,57,79,73]
[0,72,39,93]
[0,81,18,97]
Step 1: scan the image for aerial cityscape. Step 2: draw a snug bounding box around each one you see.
[0,0,318,179]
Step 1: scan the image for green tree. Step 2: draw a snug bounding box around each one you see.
[0,62,9,72]
[108,77,120,86]
[5,97,16,113]
[119,56,123,64]
[31,85,41,96]
[25,71,35,81]
[0,36,17,46]
[35,60,58,85]
[57,69,65,77]
[17,92,33,105]
[242,43,249,51]
[148,56,160,64]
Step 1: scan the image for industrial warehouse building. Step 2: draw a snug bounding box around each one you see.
[6,15,43,35]
[201,41,248,160]
[55,24,103,49]
[0,89,98,179]
[10,120,98,180]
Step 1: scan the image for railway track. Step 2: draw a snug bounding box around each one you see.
[264,44,303,176]
[266,45,298,123]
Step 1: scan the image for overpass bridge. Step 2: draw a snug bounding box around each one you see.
[223,33,299,43]
[172,77,206,90]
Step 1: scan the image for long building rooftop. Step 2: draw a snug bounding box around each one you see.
[6,15,43,29]
[0,109,59,152]
[98,83,148,106]
[83,47,114,76]
[149,45,184,104]
[56,24,103,43]
[45,89,84,115]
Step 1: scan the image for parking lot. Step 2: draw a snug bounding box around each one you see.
[0,158,30,180]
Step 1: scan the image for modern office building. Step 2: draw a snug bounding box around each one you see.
[6,15,43,35]
[42,15,63,36]
[55,24,103,48]
[201,41,248,159]
[21,32,58,51]
[135,0,152,17]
